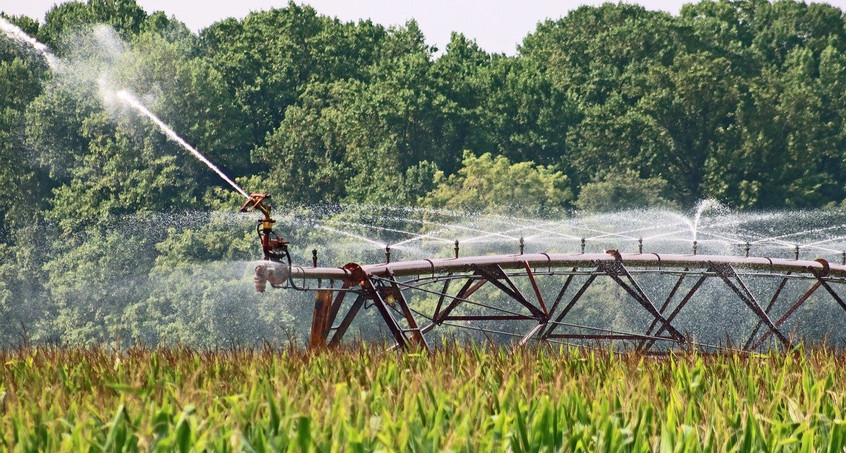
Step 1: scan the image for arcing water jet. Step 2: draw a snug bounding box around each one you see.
[116,90,250,199]
[0,16,58,69]
[115,90,297,290]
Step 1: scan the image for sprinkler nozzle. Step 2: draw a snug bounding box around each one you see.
[255,264,267,292]
[580,238,586,254]
[638,238,643,254]
[454,240,460,259]
[519,237,524,255]
[745,242,750,258]
[692,240,698,255]
[254,262,289,292]
[794,245,800,260]
[312,249,318,268]
[385,245,391,264]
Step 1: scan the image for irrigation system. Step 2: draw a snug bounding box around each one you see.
[5,17,845,353]
[242,194,846,353]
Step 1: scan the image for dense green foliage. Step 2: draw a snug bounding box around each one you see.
[2,345,846,450]
[4,0,846,344]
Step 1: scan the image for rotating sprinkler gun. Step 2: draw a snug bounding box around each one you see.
[240,193,294,292]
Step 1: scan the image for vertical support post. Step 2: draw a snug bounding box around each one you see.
[309,290,334,349]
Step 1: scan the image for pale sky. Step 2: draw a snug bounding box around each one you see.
[3,0,846,55]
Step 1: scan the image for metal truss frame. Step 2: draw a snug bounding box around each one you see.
[261,251,846,352]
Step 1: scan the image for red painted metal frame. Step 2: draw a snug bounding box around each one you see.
[262,252,846,352]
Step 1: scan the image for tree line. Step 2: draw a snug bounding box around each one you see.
[2,0,846,345]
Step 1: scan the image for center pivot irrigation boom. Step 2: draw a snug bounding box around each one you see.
[242,196,846,353]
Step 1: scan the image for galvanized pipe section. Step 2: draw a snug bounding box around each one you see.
[270,252,846,282]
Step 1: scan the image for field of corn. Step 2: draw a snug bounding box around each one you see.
[2,344,846,452]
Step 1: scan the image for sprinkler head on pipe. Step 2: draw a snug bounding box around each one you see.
[254,264,267,292]
[454,240,460,259]
[385,245,391,264]
[794,245,800,260]
[745,242,750,258]
[692,240,698,255]
[519,237,524,255]
[580,238,586,254]
[312,249,318,268]
[638,238,643,254]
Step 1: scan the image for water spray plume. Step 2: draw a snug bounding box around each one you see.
[116,90,250,199]
[0,16,58,69]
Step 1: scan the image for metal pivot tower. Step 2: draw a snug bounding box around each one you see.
[253,250,846,353]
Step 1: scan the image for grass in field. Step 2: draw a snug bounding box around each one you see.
[1,343,846,451]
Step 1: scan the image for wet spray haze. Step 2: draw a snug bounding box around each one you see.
[0,18,250,196]
[3,17,846,349]
[0,19,268,346]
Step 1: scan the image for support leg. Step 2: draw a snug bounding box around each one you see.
[309,290,334,349]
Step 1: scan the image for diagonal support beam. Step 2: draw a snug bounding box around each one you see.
[541,272,600,339]
[434,276,487,324]
[644,271,687,337]
[472,265,546,319]
[322,281,353,339]
[514,323,545,351]
[750,280,821,350]
[387,271,430,351]
[811,269,846,313]
[714,264,790,348]
[641,274,708,351]
[432,276,452,321]
[328,294,366,348]
[537,270,577,338]
[363,277,409,350]
[744,275,791,350]
[601,262,685,342]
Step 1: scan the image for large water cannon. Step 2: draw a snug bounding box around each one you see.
[240,193,291,291]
